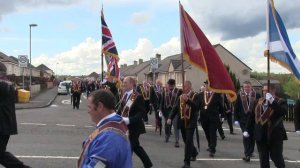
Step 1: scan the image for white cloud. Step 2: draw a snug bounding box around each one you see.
[32,25,300,76]
[33,37,102,76]
[32,37,180,75]
[130,11,151,25]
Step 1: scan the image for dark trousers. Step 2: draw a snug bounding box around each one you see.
[0,135,26,168]
[240,123,255,156]
[225,112,234,133]
[163,109,172,138]
[142,100,150,122]
[181,128,198,165]
[217,121,225,137]
[201,117,218,153]
[256,141,285,168]
[72,92,81,109]
[129,132,152,168]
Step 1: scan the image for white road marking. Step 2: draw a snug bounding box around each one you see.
[196,158,300,163]
[50,104,58,107]
[56,124,76,127]
[20,123,47,126]
[15,155,300,163]
[16,155,79,159]
[84,125,94,128]
[83,95,87,99]
[61,99,71,105]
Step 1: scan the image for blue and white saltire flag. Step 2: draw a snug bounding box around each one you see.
[266,0,300,80]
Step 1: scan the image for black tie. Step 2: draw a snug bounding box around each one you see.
[246,95,250,105]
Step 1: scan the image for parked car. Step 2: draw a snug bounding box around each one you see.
[57,81,71,95]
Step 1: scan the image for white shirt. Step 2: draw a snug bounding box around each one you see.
[96,112,117,127]
[124,89,133,101]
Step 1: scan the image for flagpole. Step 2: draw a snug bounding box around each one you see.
[267,50,270,92]
[179,2,185,90]
[101,4,104,82]
[101,52,104,82]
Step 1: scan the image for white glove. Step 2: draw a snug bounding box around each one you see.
[234,121,239,126]
[296,130,300,135]
[158,110,163,118]
[167,119,172,125]
[265,93,275,104]
[122,117,130,125]
[243,131,250,138]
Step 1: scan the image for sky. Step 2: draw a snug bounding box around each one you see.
[1,0,300,76]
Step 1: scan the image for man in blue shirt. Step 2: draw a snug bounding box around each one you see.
[78,89,132,168]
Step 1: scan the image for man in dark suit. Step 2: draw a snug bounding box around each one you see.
[199,80,224,157]
[244,83,287,168]
[71,80,82,110]
[161,79,182,146]
[137,80,157,124]
[234,81,260,162]
[0,62,30,168]
[167,80,199,168]
[153,79,163,134]
[117,76,153,168]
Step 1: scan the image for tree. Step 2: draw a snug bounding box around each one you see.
[283,79,300,99]
[225,65,240,91]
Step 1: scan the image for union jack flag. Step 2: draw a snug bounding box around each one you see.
[101,9,120,79]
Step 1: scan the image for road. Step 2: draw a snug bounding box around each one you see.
[3,94,300,168]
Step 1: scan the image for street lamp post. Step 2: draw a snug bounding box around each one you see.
[29,23,37,97]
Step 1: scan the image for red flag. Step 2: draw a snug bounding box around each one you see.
[180,4,237,102]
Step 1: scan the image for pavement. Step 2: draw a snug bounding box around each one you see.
[15,87,58,110]
[15,87,297,132]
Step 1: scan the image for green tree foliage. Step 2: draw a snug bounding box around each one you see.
[251,71,299,99]
[283,79,299,99]
[225,65,240,91]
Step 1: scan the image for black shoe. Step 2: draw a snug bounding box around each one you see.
[221,135,225,140]
[182,163,190,168]
[242,156,250,162]
[209,152,215,157]
[165,135,169,142]
[175,141,179,148]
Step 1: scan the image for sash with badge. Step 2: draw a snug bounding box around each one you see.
[165,88,179,108]
[255,98,274,125]
[240,89,256,113]
[77,120,128,168]
[121,92,137,117]
[180,92,196,128]
[204,91,214,110]
[140,85,151,100]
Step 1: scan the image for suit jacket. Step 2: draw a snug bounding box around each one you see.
[246,97,288,142]
[117,91,146,135]
[169,91,200,128]
[0,80,17,135]
[161,88,182,112]
[199,92,224,122]
[136,85,158,109]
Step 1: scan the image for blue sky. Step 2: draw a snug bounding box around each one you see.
[1,0,300,75]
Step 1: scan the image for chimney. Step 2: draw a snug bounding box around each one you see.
[134,61,137,65]
[156,53,161,61]
[139,59,143,64]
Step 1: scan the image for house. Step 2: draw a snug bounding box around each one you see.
[120,44,252,91]
[36,64,54,78]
